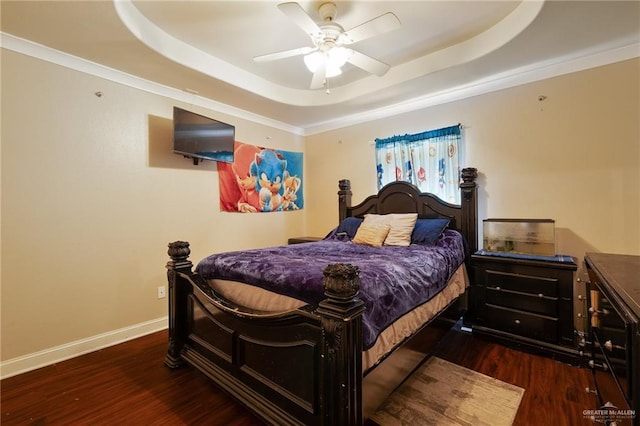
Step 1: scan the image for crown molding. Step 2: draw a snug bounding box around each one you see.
[2,32,638,137]
[0,32,305,136]
[305,42,640,135]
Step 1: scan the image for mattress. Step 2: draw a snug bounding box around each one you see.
[207,264,468,371]
[197,229,467,352]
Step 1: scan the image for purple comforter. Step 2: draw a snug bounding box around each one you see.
[196,230,466,349]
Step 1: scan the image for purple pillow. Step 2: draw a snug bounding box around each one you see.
[411,218,450,246]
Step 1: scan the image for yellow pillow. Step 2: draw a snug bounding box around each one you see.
[363,213,418,246]
[352,223,391,247]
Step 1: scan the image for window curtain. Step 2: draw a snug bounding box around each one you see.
[375,124,463,204]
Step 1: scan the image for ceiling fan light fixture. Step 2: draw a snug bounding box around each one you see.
[328,46,350,67]
[304,47,350,77]
[261,2,399,89]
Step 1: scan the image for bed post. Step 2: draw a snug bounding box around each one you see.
[316,263,365,425]
[460,167,478,253]
[338,179,352,222]
[164,241,193,369]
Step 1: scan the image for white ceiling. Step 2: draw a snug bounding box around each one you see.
[1,1,639,134]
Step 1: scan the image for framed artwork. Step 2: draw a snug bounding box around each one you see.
[218,141,303,213]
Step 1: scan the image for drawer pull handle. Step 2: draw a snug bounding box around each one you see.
[514,319,521,325]
[595,340,625,352]
[538,293,544,298]
[495,286,501,291]
[588,360,608,371]
[588,307,610,316]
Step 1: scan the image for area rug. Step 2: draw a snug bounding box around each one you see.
[370,357,524,426]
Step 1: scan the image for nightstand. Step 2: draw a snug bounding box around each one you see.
[287,236,322,244]
[467,251,578,361]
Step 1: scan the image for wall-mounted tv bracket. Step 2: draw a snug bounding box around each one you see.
[184,156,201,166]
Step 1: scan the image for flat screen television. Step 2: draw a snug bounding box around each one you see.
[173,106,235,164]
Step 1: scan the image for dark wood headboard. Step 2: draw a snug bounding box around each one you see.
[338,167,478,252]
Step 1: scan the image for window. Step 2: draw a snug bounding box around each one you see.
[375,124,464,204]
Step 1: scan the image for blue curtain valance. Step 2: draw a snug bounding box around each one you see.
[375,124,461,148]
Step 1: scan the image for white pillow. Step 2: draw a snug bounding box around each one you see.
[362,213,418,246]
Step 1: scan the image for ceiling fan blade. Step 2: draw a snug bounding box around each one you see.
[278,2,323,38]
[310,61,327,89]
[347,49,390,76]
[253,46,315,63]
[341,12,401,44]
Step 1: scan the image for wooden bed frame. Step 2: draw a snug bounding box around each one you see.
[164,167,478,425]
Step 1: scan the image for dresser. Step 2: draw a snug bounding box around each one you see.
[468,252,578,361]
[585,253,639,426]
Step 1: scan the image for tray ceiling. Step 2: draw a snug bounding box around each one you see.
[1,1,638,134]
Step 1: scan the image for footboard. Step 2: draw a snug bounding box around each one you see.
[165,241,365,426]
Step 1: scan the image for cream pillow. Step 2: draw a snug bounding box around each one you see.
[363,213,418,246]
[352,222,391,247]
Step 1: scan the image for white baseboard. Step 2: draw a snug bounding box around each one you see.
[0,317,168,380]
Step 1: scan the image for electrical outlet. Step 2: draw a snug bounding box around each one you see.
[157,286,166,299]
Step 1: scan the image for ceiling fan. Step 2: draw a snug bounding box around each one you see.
[253,2,401,90]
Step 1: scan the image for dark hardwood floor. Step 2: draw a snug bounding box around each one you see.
[435,328,597,426]
[1,327,600,425]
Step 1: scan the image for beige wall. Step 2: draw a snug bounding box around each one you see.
[1,50,305,362]
[2,49,638,368]
[306,59,640,262]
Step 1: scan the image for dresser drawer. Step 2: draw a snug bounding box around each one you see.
[486,304,558,343]
[486,287,557,316]
[585,253,640,424]
[469,253,577,358]
[597,297,627,329]
[486,269,558,297]
[594,326,628,360]
[591,329,632,412]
